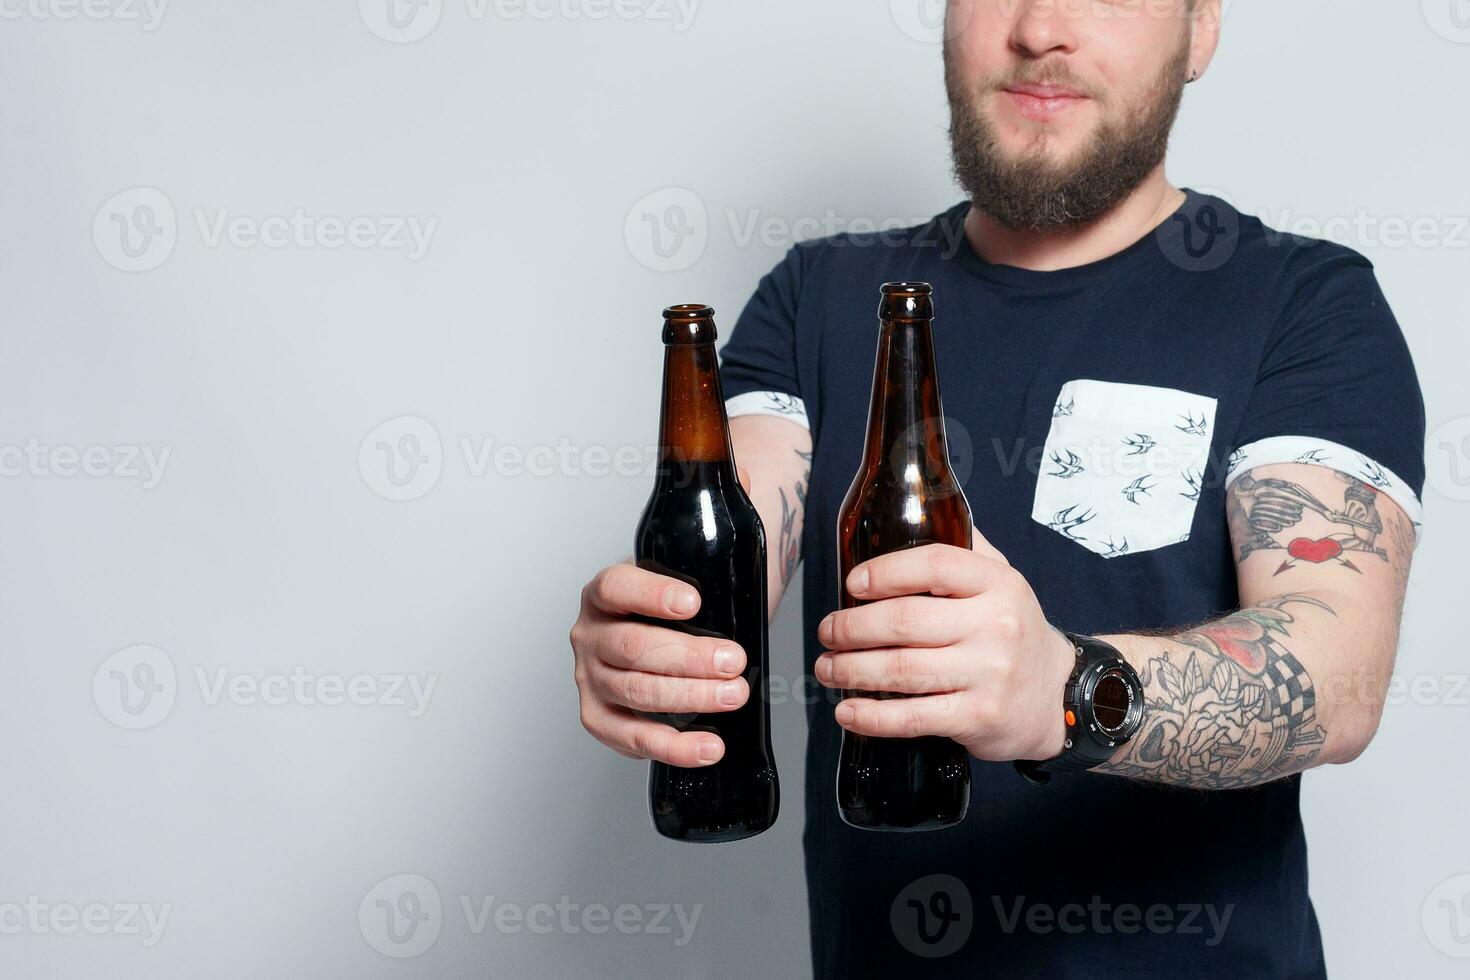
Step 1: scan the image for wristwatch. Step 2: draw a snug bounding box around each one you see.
[1014,632,1145,785]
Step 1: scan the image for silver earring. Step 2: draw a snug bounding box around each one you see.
[1187,68,1199,83]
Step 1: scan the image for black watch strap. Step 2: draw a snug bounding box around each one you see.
[1015,632,1143,786]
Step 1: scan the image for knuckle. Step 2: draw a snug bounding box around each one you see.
[669,679,701,713]
[613,625,644,666]
[629,729,655,759]
[992,612,1023,642]
[901,707,926,738]
[891,600,924,638]
[590,565,616,600]
[622,671,651,708]
[888,649,918,687]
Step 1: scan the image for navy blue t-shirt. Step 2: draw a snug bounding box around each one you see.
[717,191,1425,978]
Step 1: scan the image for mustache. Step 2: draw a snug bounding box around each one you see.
[979,62,1105,101]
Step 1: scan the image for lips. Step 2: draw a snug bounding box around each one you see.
[1001,83,1088,122]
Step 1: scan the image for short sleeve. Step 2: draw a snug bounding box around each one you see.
[719,244,811,430]
[1225,246,1425,526]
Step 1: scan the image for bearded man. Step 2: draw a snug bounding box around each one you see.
[569,1,1424,975]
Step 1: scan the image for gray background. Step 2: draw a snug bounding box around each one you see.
[2,1,1468,976]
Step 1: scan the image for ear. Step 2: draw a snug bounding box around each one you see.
[1187,0,1224,82]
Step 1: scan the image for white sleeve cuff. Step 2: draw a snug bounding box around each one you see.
[1225,435,1423,529]
[725,390,810,430]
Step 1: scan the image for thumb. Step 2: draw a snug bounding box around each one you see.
[736,465,752,494]
[969,521,1009,565]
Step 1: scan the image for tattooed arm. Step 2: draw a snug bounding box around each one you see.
[729,415,813,617]
[1095,462,1416,789]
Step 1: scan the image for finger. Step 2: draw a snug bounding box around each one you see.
[581,700,725,767]
[819,595,969,651]
[834,692,972,740]
[846,544,1012,602]
[736,464,752,494]
[969,525,1008,564]
[590,661,750,714]
[585,563,700,620]
[593,620,746,678]
[814,647,972,695]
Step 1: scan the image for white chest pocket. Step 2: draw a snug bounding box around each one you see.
[1031,379,1219,559]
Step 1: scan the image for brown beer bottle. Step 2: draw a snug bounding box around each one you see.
[634,304,779,842]
[835,282,973,832]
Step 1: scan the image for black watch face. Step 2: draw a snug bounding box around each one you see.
[1092,670,1134,735]
[1082,662,1144,744]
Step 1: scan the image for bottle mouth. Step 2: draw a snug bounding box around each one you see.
[880,282,933,296]
[663,304,715,320]
[878,282,933,321]
[662,304,717,345]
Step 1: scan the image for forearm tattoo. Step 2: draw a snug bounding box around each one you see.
[777,448,812,586]
[1227,470,1387,573]
[1102,594,1333,790]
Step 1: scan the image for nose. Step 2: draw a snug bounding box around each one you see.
[1009,0,1078,59]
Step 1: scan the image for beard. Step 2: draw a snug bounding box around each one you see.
[946,43,1190,233]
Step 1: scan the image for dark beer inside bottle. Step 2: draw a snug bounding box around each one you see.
[634,304,779,842]
[835,282,973,832]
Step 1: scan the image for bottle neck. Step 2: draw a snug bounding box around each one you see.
[859,317,954,485]
[656,341,735,476]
